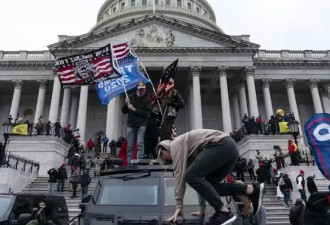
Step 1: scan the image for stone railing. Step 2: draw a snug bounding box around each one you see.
[0,51,54,60]
[255,50,330,59]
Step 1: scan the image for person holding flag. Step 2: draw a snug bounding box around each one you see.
[122,81,151,165]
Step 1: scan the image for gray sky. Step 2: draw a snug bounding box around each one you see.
[0,0,329,51]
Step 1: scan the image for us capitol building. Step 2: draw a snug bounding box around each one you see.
[0,0,330,162]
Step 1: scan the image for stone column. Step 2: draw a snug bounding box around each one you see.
[188,84,195,130]
[308,79,323,114]
[48,76,61,123]
[60,87,71,126]
[262,79,274,120]
[191,66,203,129]
[232,93,241,129]
[34,80,47,123]
[69,94,79,128]
[106,96,121,141]
[9,80,23,121]
[218,66,232,133]
[76,86,89,144]
[245,66,259,117]
[238,80,248,118]
[320,88,330,113]
[284,79,302,131]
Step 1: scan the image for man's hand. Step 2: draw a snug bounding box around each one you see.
[127,103,136,111]
[166,208,184,222]
[125,98,130,104]
[190,211,205,217]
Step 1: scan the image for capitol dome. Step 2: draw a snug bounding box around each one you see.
[92,0,222,33]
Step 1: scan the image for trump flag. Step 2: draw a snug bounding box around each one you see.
[54,44,121,86]
[304,113,330,180]
[95,43,149,105]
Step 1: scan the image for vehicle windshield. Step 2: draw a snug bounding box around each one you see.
[0,196,14,221]
[164,178,199,206]
[98,178,158,205]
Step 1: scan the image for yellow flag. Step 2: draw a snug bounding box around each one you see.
[11,124,28,136]
[279,122,290,133]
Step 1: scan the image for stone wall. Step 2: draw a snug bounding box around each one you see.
[0,168,36,193]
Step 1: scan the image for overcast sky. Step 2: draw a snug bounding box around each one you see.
[0,0,329,51]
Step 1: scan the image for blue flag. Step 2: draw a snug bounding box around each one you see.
[95,53,149,105]
[304,113,330,180]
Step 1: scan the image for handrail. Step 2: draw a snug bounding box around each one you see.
[1,153,40,175]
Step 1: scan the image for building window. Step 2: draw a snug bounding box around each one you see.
[142,0,147,6]
[187,2,191,10]
[196,7,200,13]
[121,2,125,10]
[177,0,182,7]
[166,0,171,6]
[131,0,135,7]
[113,7,117,13]
[155,0,159,5]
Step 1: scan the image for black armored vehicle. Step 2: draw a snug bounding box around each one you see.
[78,165,243,225]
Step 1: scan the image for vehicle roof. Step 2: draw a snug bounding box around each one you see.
[0,193,65,199]
[101,165,173,176]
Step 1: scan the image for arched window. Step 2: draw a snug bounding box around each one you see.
[196,7,200,13]
[113,7,117,13]
[121,2,125,10]
[177,0,182,7]
[187,2,191,10]
[142,0,147,6]
[131,0,135,7]
[166,0,171,6]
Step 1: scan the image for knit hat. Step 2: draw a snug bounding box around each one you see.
[300,170,305,174]
[61,163,66,167]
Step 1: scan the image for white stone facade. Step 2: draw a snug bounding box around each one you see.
[0,0,329,147]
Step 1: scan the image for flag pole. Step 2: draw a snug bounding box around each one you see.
[126,39,164,117]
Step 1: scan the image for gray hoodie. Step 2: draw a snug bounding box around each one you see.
[157,129,228,209]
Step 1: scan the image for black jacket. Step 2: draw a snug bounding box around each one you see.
[81,173,91,188]
[122,93,151,127]
[307,177,318,194]
[48,169,58,183]
[57,167,67,180]
[289,201,305,225]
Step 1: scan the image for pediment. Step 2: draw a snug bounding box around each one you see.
[48,15,259,55]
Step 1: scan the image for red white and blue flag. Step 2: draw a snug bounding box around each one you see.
[305,113,330,180]
[54,44,121,86]
[95,42,150,105]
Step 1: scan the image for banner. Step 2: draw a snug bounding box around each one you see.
[304,113,330,180]
[11,124,28,136]
[73,128,80,139]
[279,122,290,133]
[95,44,149,105]
[54,44,121,86]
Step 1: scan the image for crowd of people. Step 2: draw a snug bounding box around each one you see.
[230,111,298,143]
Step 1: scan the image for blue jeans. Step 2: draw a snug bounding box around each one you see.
[283,190,291,205]
[127,126,146,165]
[49,182,56,195]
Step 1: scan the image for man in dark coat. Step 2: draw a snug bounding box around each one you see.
[307,174,318,195]
[54,119,61,138]
[57,164,67,192]
[289,198,305,225]
[81,170,91,199]
[47,168,58,195]
[144,109,162,159]
[122,81,151,164]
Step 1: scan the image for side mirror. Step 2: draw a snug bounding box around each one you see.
[17,213,32,224]
[82,195,92,203]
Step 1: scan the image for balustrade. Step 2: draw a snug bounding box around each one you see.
[255,50,330,59]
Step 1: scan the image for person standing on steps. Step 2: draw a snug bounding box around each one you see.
[81,170,91,199]
[47,168,58,195]
[57,164,67,192]
[296,170,307,203]
[157,129,265,225]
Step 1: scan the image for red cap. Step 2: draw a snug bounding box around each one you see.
[61,164,66,167]
[300,170,305,174]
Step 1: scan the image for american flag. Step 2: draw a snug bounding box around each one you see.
[113,42,131,59]
[55,44,121,86]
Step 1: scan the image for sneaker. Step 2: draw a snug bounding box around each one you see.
[248,183,265,215]
[209,211,237,225]
[283,203,289,208]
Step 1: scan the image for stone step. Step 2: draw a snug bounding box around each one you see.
[266,216,290,222]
